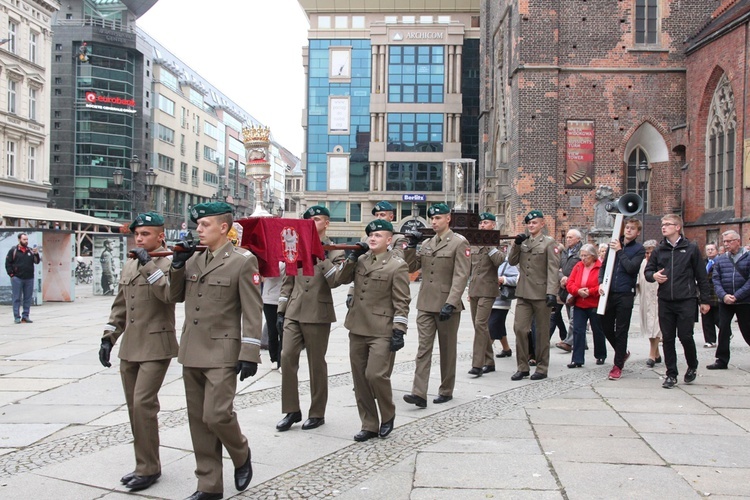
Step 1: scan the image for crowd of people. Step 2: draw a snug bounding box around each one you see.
[95,202,750,499]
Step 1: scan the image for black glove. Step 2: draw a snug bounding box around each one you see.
[390,330,405,352]
[171,234,196,269]
[546,294,557,308]
[438,303,455,321]
[346,295,353,309]
[236,361,258,381]
[99,338,112,367]
[514,233,530,245]
[131,247,151,266]
[349,241,369,261]
[405,231,422,248]
[276,313,285,335]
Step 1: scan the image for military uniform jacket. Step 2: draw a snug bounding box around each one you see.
[104,256,177,362]
[404,229,471,313]
[508,234,560,300]
[168,241,263,368]
[334,250,411,337]
[277,237,345,323]
[468,247,506,298]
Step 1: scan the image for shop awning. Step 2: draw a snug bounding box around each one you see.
[0,200,122,228]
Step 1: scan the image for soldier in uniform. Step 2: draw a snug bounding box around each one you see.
[402,203,471,407]
[334,219,411,441]
[98,212,175,492]
[371,201,407,257]
[468,213,505,377]
[508,210,561,381]
[276,206,346,432]
[168,202,259,500]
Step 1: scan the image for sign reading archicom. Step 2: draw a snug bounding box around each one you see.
[84,91,137,114]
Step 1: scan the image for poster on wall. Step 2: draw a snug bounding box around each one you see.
[329,96,350,134]
[565,120,595,188]
[328,156,349,191]
[0,231,43,306]
[93,235,124,296]
[42,232,74,302]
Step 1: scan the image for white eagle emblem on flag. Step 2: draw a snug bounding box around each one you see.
[281,227,299,264]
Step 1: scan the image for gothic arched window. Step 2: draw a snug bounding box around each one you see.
[627,147,649,213]
[706,75,736,210]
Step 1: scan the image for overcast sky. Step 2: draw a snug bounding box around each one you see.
[138,0,310,156]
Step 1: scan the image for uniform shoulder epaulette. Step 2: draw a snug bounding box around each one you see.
[455,233,468,242]
[392,255,406,264]
[233,247,252,257]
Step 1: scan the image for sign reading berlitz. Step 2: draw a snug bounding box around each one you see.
[566,120,595,188]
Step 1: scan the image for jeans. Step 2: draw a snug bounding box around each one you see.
[571,307,602,365]
[600,292,635,369]
[11,276,34,320]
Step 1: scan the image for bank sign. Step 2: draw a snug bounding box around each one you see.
[84,91,137,114]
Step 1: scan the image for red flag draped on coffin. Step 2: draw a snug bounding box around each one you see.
[237,218,325,277]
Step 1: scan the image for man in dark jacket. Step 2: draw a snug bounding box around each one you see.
[5,233,40,323]
[554,229,582,352]
[707,230,750,370]
[598,218,645,380]
[645,214,711,389]
[701,243,720,348]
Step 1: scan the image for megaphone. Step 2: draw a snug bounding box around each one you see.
[605,192,643,215]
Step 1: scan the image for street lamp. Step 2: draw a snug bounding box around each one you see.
[221,184,230,200]
[112,155,157,219]
[636,159,652,242]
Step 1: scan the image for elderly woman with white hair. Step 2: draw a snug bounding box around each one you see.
[565,244,606,367]
[637,239,661,367]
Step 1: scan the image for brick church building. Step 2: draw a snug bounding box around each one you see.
[479,0,747,248]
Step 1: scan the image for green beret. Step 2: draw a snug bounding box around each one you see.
[129,211,165,231]
[304,205,330,219]
[372,201,394,214]
[479,212,496,221]
[365,219,394,235]
[428,203,450,217]
[190,202,233,223]
[524,210,544,224]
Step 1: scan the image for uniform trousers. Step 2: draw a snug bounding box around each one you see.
[470,297,495,368]
[120,358,170,476]
[715,302,750,365]
[600,292,635,369]
[183,366,248,494]
[658,298,699,379]
[349,333,395,432]
[281,320,331,418]
[514,298,551,373]
[412,310,461,399]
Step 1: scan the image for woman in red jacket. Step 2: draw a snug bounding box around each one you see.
[566,244,605,368]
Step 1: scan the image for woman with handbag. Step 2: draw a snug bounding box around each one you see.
[489,258,519,358]
[565,244,605,368]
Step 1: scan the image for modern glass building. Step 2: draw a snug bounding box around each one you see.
[297,1,481,240]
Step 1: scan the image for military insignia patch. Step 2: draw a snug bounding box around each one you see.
[252,273,261,285]
[554,247,560,254]
[465,247,471,257]
[281,226,299,264]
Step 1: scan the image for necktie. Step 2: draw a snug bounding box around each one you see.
[706,259,713,273]
[435,236,441,245]
[206,251,213,265]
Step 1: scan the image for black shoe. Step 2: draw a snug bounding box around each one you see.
[468,367,483,377]
[120,471,135,484]
[662,376,677,389]
[707,361,728,370]
[354,430,379,442]
[496,349,512,358]
[596,358,605,365]
[403,393,427,408]
[684,368,697,384]
[234,449,252,491]
[482,365,496,374]
[655,356,662,364]
[646,359,655,368]
[185,492,223,500]
[530,372,548,380]
[433,395,453,404]
[276,411,302,431]
[379,416,395,438]
[21,318,32,323]
[302,417,325,430]
[511,371,530,381]
[126,472,161,491]
[567,362,583,368]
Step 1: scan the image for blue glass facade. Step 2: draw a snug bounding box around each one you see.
[387,113,443,152]
[388,45,444,104]
[307,39,371,192]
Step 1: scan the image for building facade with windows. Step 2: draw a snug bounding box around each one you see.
[48,0,295,240]
[480,0,717,241]
[297,0,480,240]
[0,0,59,207]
